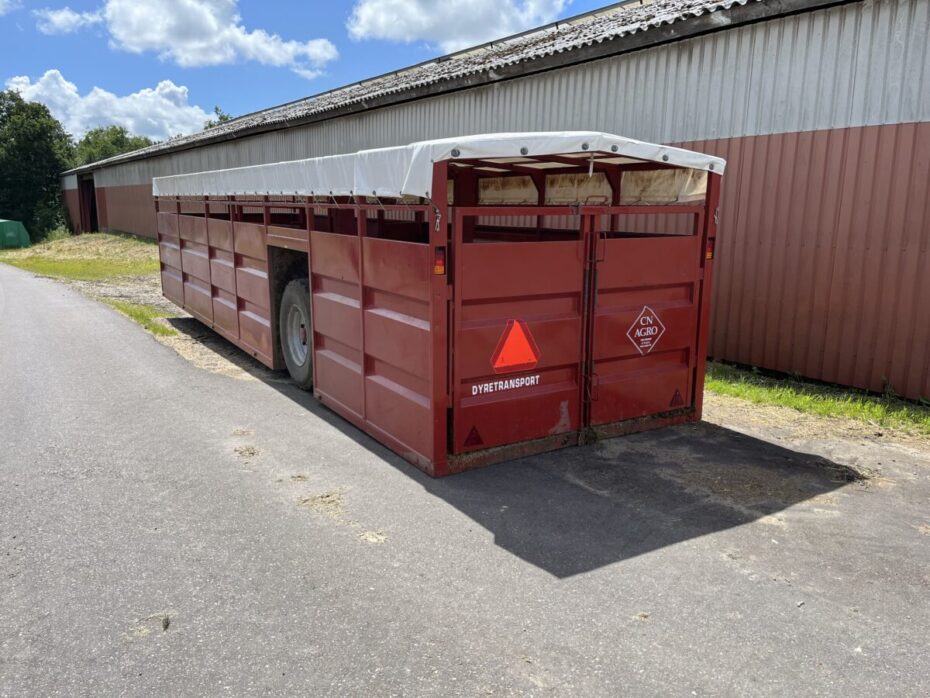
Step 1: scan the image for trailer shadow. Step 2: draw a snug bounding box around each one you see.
[417,424,862,577]
[271,373,861,579]
[167,318,864,578]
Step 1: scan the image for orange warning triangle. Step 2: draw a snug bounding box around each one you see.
[491,319,540,374]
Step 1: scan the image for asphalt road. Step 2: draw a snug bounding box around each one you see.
[1,263,929,697]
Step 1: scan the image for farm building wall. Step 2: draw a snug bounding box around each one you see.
[61,174,79,232]
[85,0,930,399]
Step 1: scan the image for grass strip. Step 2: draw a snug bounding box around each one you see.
[100,299,177,337]
[0,233,158,280]
[706,362,930,437]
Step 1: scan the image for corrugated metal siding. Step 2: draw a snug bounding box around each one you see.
[61,174,77,190]
[96,0,930,187]
[693,121,930,400]
[101,185,156,237]
[62,190,79,231]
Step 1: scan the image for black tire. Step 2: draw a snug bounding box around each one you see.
[279,278,313,389]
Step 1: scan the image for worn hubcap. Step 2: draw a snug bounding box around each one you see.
[287,304,308,365]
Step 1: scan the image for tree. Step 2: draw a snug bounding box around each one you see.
[74,126,152,167]
[0,91,74,239]
[203,106,232,130]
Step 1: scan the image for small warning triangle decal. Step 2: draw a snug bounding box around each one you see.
[464,426,484,447]
[670,388,684,407]
[490,319,540,374]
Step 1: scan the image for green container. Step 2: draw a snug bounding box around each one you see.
[0,219,30,249]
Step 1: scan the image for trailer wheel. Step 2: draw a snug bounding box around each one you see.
[279,278,313,389]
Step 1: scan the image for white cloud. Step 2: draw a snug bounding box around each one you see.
[347,0,568,52]
[6,69,212,141]
[32,0,337,79]
[0,0,21,16]
[34,7,103,34]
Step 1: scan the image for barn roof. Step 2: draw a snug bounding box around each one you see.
[67,0,782,175]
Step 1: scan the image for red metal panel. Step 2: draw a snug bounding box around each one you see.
[180,240,210,283]
[267,224,309,252]
[234,221,268,261]
[225,219,272,364]
[160,269,183,306]
[452,234,586,454]
[158,238,181,271]
[155,205,184,307]
[588,232,701,425]
[183,273,213,324]
[180,217,213,326]
[157,212,179,237]
[362,237,433,462]
[178,215,207,244]
[207,217,233,251]
[311,230,363,419]
[209,249,236,294]
[238,302,274,363]
[212,288,239,339]
[234,258,270,311]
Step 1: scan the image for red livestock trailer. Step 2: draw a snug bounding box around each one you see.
[153,132,724,476]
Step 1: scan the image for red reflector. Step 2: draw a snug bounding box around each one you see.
[491,319,540,374]
[464,426,484,447]
[705,238,715,260]
[433,246,446,275]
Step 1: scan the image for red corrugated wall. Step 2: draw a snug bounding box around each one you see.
[683,122,930,400]
[100,184,155,238]
[63,190,80,233]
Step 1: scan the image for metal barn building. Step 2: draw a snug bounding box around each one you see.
[61,0,930,400]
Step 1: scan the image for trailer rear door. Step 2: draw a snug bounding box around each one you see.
[586,214,704,428]
[450,206,706,455]
[450,207,586,453]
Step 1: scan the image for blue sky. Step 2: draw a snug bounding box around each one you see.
[0,0,607,141]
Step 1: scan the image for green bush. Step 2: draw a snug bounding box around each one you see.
[0,91,73,240]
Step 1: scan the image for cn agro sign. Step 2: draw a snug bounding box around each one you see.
[626,306,665,355]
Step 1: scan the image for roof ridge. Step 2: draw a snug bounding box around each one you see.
[64,0,760,174]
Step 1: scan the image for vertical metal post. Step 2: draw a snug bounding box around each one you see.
[692,172,721,419]
[578,212,598,437]
[429,161,450,475]
[356,196,368,423]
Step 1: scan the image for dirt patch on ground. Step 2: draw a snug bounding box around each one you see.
[299,490,347,520]
[296,489,390,545]
[126,611,171,641]
[3,233,158,262]
[64,274,178,314]
[234,445,260,461]
[702,392,930,453]
[357,530,387,544]
[658,461,834,511]
[158,321,262,381]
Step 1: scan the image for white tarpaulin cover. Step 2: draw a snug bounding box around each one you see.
[152,131,726,199]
